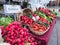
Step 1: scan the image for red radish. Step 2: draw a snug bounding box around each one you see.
[33,14,37,17]
[1,21,38,45]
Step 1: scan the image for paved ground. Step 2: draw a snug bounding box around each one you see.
[48,7,60,45]
[48,18,60,45]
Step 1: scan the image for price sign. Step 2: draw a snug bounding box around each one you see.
[4,5,22,14]
[12,0,24,2]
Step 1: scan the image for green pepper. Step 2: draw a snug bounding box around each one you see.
[38,22,43,25]
[34,10,39,14]
[38,12,47,19]
[44,22,48,27]
[44,15,53,23]
[26,13,32,18]
[51,11,57,15]
[46,17,52,23]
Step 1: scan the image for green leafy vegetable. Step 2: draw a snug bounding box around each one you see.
[0,17,13,27]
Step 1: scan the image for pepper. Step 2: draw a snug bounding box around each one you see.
[44,22,48,27]
[38,12,47,19]
[51,11,57,15]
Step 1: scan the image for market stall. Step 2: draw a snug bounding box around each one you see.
[20,7,57,45]
[0,0,57,45]
[0,7,57,45]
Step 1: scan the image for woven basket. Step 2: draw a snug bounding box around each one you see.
[29,26,50,35]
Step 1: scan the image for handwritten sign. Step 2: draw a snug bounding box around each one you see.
[4,5,22,13]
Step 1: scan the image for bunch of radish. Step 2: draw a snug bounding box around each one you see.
[20,15,34,25]
[1,21,37,45]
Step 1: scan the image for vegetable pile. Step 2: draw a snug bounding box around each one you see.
[20,7,57,33]
[0,7,57,45]
[1,21,38,45]
[20,15,49,32]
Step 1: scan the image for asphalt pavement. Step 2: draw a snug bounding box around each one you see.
[48,18,60,45]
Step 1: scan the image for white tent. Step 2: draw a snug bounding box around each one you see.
[28,0,50,11]
[29,0,50,4]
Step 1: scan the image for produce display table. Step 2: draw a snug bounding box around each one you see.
[0,7,57,45]
[30,18,57,45]
[0,17,57,45]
